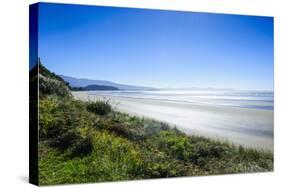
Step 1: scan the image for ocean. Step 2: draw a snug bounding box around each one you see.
[88,90,274,110]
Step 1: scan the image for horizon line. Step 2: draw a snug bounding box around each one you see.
[60,74,274,92]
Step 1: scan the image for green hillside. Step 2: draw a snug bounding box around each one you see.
[38,60,71,98]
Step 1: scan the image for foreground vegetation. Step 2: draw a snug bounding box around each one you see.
[38,63,273,185]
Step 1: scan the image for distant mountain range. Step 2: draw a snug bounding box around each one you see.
[60,75,249,92]
[60,75,154,90]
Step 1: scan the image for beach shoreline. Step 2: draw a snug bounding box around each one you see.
[72,91,273,151]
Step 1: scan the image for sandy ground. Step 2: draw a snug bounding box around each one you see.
[72,91,273,151]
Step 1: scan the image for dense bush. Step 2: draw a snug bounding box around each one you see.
[39,97,93,147]
[86,100,111,115]
[140,149,189,178]
[50,129,82,151]
[39,131,144,185]
[188,141,228,168]
[39,97,62,139]
[71,133,94,157]
[153,130,193,160]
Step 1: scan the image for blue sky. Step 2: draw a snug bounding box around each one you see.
[38,3,274,90]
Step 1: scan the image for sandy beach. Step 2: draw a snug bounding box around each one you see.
[72,91,273,151]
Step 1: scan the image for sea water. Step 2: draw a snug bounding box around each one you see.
[89,90,273,110]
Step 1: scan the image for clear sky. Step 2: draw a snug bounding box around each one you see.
[38,3,274,90]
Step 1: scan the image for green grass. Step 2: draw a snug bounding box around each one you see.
[39,131,143,185]
[38,95,273,185]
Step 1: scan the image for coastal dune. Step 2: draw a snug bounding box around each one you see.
[72,91,273,151]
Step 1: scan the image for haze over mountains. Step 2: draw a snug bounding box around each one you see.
[61,75,271,92]
[60,75,154,90]
[60,75,245,91]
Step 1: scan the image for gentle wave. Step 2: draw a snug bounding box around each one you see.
[89,90,274,110]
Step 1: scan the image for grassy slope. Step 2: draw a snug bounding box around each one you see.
[39,96,273,185]
[38,63,273,185]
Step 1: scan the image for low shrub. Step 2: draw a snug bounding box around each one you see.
[39,97,63,140]
[86,100,111,115]
[71,133,94,157]
[140,150,189,178]
[154,130,193,160]
[50,129,82,151]
[40,96,94,153]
